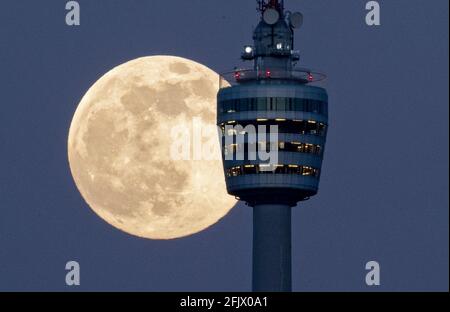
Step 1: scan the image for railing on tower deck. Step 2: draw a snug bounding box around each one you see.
[219,68,327,89]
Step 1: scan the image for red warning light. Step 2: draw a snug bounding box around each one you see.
[266,70,271,78]
[234,71,241,80]
[307,73,313,82]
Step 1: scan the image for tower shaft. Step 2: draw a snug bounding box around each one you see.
[253,204,292,292]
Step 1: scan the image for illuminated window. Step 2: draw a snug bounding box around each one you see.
[226,164,320,177]
[243,165,257,174]
[230,144,238,153]
[220,120,327,137]
[302,166,314,176]
[234,166,242,177]
[225,141,322,159]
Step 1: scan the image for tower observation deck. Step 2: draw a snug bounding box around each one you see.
[217,0,329,292]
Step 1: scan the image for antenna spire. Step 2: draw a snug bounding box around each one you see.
[257,0,284,13]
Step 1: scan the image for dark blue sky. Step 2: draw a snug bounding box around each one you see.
[0,0,448,291]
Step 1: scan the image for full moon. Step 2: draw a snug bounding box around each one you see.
[68,56,236,239]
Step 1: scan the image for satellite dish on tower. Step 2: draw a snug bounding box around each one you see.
[289,12,303,28]
[263,8,280,25]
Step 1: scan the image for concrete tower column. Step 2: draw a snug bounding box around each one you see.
[252,204,292,292]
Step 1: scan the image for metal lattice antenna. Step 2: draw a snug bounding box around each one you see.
[257,0,284,13]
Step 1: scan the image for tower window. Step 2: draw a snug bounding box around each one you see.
[219,120,328,137]
[226,164,320,178]
[219,97,327,115]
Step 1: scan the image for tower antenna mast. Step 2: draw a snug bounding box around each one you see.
[257,0,284,12]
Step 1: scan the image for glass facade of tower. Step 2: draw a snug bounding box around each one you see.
[217,82,328,205]
[217,0,328,206]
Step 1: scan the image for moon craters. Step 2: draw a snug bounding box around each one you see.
[68,56,236,239]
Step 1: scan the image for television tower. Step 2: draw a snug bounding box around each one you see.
[217,0,329,291]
